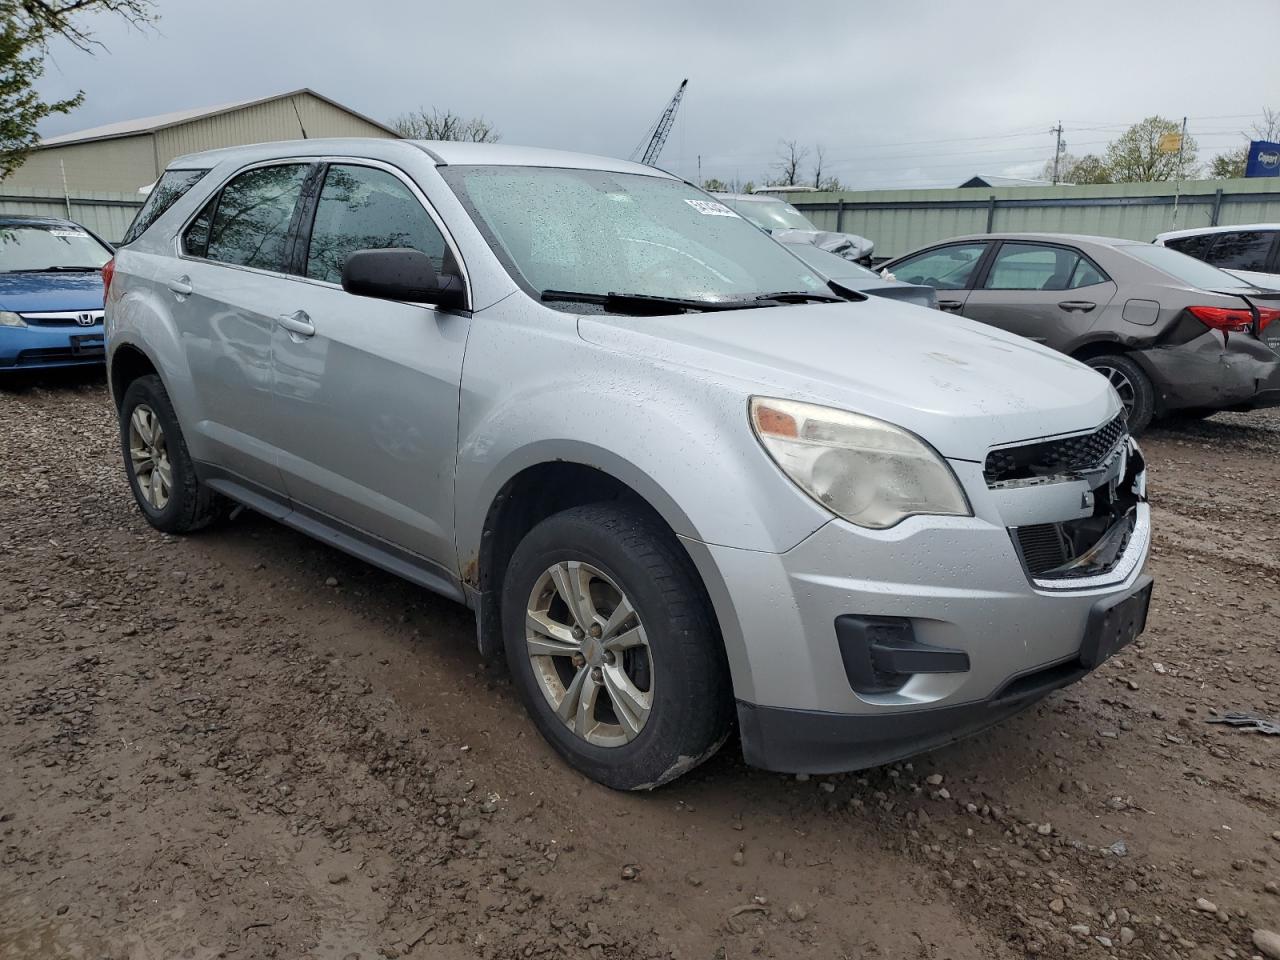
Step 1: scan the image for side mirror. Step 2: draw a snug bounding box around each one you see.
[341,248,468,310]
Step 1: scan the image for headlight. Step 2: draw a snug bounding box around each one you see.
[750,397,971,529]
[0,311,26,328]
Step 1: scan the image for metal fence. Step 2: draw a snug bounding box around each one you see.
[790,178,1280,260]
[0,187,143,244]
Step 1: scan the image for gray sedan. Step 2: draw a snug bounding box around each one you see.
[879,233,1280,432]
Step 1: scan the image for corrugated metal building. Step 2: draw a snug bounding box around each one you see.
[0,88,401,196]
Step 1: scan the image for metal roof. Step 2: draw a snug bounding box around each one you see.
[958,175,1055,188]
[38,89,401,148]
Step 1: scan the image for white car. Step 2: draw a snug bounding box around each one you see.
[1154,224,1280,290]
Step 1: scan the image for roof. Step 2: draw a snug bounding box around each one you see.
[1155,223,1280,241]
[37,89,402,148]
[959,175,1055,188]
[168,138,670,178]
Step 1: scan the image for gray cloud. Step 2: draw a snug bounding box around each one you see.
[33,0,1280,190]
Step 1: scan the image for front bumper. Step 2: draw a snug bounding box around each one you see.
[0,323,106,370]
[682,455,1152,774]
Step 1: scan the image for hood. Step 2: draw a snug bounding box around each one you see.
[577,298,1119,462]
[772,229,874,260]
[0,271,104,313]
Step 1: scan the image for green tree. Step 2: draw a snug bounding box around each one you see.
[701,177,728,192]
[1,0,156,179]
[1042,151,1113,184]
[1210,148,1248,179]
[1104,116,1198,182]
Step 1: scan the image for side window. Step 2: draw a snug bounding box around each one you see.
[182,196,215,258]
[305,164,450,285]
[1069,256,1108,288]
[1164,234,1214,260]
[985,243,1080,291]
[204,164,311,271]
[893,243,987,290]
[1204,231,1275,272]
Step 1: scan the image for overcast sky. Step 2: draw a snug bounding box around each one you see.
[33,0,1280,191]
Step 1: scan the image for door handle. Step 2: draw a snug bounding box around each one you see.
[937,300,964,312]
[1058,300,1097,313]
[167,275,192,297]
[276,310,315,338]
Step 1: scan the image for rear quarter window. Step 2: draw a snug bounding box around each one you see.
[121,169,209,246]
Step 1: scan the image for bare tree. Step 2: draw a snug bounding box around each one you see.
[391,108,500,143]
[1209,107,1280,179]
[771,139,809,186]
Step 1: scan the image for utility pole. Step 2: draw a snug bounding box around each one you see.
[1051,122,1064,185]
[1171,115,1188,227]
[697,154,702,187]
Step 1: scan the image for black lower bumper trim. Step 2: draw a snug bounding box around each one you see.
[737,657,1090,775]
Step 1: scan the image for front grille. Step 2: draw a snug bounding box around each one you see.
[984,413,1128,486]
[18,310,104,327]
[1015,524,1071,574]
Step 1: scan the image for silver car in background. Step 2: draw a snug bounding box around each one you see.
[105,140,1151,789]
[714,192,874,262]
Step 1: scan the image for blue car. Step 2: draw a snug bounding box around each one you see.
[0,215,113,373]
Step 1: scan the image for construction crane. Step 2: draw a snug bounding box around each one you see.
[631,79,688,167]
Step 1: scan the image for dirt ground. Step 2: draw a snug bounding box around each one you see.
[2,370,1279,960]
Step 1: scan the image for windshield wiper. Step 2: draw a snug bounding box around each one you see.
[754,290,845,304]
[541,289,763,315]
[10,266,102,273]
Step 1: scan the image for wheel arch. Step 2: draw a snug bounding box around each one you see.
[109,340,161,409]
[464,450,713,659]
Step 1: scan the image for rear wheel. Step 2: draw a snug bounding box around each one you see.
[501,503,732,790]
[1084,354,1154,434]
[120,375,224,533]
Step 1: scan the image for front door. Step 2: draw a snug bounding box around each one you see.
[171,162,314,492]
[961,241,1117,352]
[270,162,470,572]
[888,241,990,315]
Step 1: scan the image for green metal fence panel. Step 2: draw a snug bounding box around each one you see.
[792,179,1280,259]
[0,187,143,244]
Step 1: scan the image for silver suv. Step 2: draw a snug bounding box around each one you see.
[105,140,1153,789]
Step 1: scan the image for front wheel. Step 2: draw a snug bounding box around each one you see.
[1084,354,1155,434]
[501,503,732,790]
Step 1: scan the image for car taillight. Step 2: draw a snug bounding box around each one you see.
[102,258,115,299]
[1257,307,1280,335]
[1187,305,1255,334]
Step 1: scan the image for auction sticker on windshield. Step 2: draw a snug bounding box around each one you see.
[684,199,740,217]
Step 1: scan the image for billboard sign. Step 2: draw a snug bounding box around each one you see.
[1245,140,1280,178]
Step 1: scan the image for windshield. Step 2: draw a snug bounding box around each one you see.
[441,166,827,307]
[0,224,112,272]
[723,197,816,232]
[1123,243,1252,290]
[785,243,881,280]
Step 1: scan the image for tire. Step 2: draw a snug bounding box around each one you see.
[1084,354,1155,434]
[119,374,224,533]
[501,503,732,790]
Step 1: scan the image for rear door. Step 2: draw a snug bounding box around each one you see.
[171,161,314,492]
[269,160,470,572]
[961,241,1117,351]
[887,241,990,314]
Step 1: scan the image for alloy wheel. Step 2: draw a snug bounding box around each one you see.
[1093,364,1136,417]
[525,560,653,747]
[128,404,172,510]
